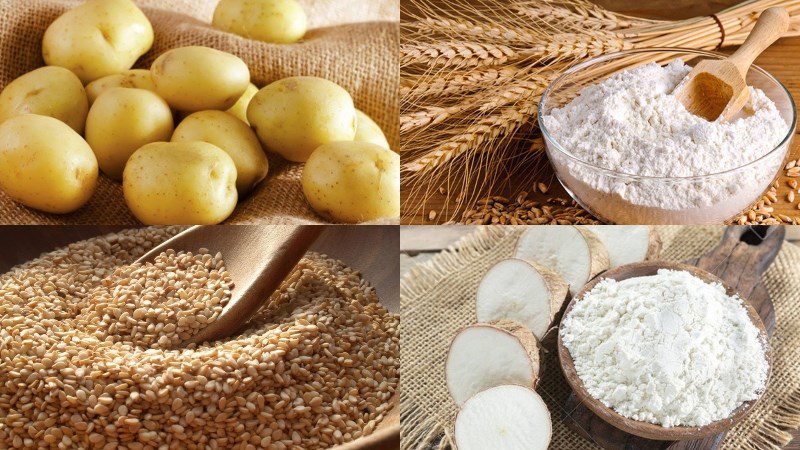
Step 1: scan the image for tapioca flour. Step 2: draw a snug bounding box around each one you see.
[542,59,790,223]
[560,269,769,427]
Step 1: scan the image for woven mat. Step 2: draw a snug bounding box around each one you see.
[0,0,398,225]
[400,226,800,450]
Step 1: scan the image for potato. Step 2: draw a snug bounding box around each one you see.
[0,66,88,134]
[151,46,250,112]
[42,0,154,84]
[172,110,268,195]
[354,109,390,149]
[85,88,174,180]
[0,115,97,213]
[212,0,307,44]
[247,76,357,162]
[85,70,157,104]
[226,83,259,124]
[123,141,238,225]
[301,142,399,223]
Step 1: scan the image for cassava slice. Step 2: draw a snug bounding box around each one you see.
[446,320,540,407]
[454,385,551,450]
[582,225,661,268]
[514,226,609,295]
[476,258,569,339]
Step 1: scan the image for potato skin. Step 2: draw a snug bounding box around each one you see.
[0,66,89,134]
[151,46,250,112]
[301,142,399,223]
[42,0,154,83]
[123,141,238,225]
[0,115,98,213]
[354,109,390,149]
[85,88,174,181]
[172,110,268,195]
[85,70,157,104]
[226,83,259,125]
[212,0,307,44]
[247,76,357,162]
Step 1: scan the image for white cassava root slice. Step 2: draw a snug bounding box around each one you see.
[455,385,552,450]
[581,225,661,268]
[476,258,569,339]
[514,226,609,295]
[446,320,540,407]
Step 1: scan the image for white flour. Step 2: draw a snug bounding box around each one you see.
[560,269,768,427]
[543,60,790,223]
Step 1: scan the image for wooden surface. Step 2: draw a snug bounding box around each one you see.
[403,0,800,224]
[400,225,799,449]
[0,226,400,450]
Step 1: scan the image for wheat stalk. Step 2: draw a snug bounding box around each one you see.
[402,99,538,175]
[401,66,528,100]
[401,41,523,68]
[401,80,547,133]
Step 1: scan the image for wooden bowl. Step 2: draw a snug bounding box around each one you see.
[0,226,400,450]
[557,260,772,441]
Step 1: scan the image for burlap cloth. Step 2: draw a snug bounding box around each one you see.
[401,226,800,450]
[0,0,398,224]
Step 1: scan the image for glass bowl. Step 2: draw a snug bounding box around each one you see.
[539,48,797,225]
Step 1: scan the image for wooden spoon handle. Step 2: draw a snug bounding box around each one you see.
[686,225,782,337]
[728,7,790,74]
[187,225,324,344]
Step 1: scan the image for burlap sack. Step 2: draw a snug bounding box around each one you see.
[401,226,800,450]
[0,0,398,224]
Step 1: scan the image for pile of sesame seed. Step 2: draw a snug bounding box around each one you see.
[0,227,400,449]
[79,249,233,350]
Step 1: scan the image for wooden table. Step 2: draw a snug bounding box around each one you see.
[400,226,800,449]
[403,0,800,224]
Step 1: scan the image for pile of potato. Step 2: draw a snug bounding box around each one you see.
[0,0,399,224]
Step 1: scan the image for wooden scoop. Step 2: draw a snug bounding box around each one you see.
[135,225,322,345]
[674,7,789,121]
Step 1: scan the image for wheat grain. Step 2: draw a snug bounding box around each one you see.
[461,195,600,225]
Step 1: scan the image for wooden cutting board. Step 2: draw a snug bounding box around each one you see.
[563,225,784,449]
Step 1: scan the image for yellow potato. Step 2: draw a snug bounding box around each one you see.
[151,46,250,112]
[301,142,399,223]
[354,109,390,149]
[123,141,238,225]
[212,0,307,44]
[42,0,154,83]
[86,88,174,181]
[226,83,258,124]
[85,70,157,104]
[0,115,97,213]
[0,66,88,133]
[172,110,268,195]
[247,76,356,162]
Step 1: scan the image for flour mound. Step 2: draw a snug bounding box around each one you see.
[560,269,768,427]
[542,59,789,216]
